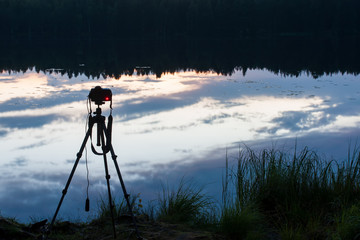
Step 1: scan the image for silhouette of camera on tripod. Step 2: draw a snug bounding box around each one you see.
[46,86,141,239]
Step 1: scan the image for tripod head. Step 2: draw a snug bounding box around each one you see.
[94,106,102,116]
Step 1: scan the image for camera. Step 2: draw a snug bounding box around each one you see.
[88,86,112,105]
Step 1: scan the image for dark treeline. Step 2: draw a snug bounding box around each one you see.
[1,37,359,78]
[0,0,359,39]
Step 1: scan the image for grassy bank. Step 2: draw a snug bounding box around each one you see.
[220,145,360,239]
[1,145,360,239]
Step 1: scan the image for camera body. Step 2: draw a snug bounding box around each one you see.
[88,86,112,105]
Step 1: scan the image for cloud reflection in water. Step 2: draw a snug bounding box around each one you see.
[0,69,359,222]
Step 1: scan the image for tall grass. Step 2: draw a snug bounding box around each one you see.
[94,178,217,229]
[221,145,360,239]
[94,193,141,225]
[157,178,217,228]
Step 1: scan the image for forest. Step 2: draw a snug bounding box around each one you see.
[1,37,359,78]
[0,0,359,40]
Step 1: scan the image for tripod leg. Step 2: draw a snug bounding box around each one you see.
[101,121,141,239]
[100,131,117,239]
[48,119,94,234]
[110,148,141,239]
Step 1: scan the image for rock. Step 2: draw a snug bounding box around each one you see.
[0,216,37,240]
[29,219,47,233]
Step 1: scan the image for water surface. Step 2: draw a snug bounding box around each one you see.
[0,68,359,222]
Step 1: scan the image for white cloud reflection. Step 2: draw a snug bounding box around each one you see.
[0,69,360,222]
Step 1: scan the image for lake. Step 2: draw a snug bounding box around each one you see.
[0,37,360,222]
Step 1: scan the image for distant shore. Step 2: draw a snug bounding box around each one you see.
[1,35,360,80]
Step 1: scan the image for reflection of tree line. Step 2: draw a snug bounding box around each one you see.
[0,0,359,39]
[0,37,359,78]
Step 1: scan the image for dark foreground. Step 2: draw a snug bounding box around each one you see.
[0,215,224,240]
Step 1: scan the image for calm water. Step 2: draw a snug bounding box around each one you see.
[1,67,360,222]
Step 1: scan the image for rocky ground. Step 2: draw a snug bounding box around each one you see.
[0,215,225,240]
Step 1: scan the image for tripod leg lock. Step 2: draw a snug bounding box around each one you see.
[77,152,82,158]
[106,174,111,180]
[62,189,67,195]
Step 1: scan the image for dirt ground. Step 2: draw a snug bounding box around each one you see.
[0,215,225,240]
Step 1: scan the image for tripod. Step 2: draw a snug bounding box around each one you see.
[47,104,140,239]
